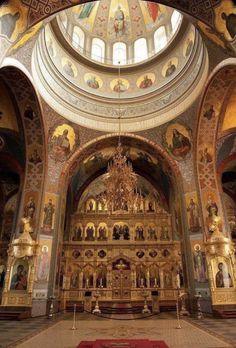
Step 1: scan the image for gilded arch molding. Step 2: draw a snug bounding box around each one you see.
[0,0,236,57]
[0,66,46,237]
[196,60,236,238]
[60,133,183,189]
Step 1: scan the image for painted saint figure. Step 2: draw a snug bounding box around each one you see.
[113,79,127,93]
[52,128,71,157]
[86,76,99,89]
[24,196,36,219]
[37,245,49,281]
[43,199,55,230]
[193,245,206,282]
[139,75,153,89]
[206,195,218,218]
[200,148,212,164]
[63,61,75,77]
[71,271,79,288]
[10,264,27,290]
[221,12,236,40]
[187,198,200,232]
[185,38,193,57]
[215,262,233,288]
[114,5,125,35]
[203,105,215,120]
[0,12,20,40]
[78,3,95,19]
[29,149,42,165]
[165,61,176,77]
[170,128,191,157]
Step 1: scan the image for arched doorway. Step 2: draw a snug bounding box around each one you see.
[58,134,190,310]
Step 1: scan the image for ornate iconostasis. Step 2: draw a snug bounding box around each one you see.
[58,143,184,307]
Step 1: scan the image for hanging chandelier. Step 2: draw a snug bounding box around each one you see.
[101,61,139,212]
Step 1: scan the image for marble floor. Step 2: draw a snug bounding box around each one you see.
[2,313,235,348]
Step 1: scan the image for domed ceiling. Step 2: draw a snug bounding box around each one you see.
[58,0,182,66]
[32,1,209,132]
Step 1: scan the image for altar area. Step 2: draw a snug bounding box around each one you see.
[60,189,183,311]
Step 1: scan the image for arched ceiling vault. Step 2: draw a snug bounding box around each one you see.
[63,135,182,212]
[0,0,235,56]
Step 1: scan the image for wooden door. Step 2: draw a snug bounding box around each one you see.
[112,270,131,299]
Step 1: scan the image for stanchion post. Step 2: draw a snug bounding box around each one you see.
[48,296,54,319]
[195,294,203,319]
[71,303,77,330]
[176,290,182,329]
[92,291,101,314]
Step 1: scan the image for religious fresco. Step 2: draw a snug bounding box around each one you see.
[61,58,77,78]
[0,81,19,132]
[191,241,208,283]
[198,144,213,166]
[84,73,103,89]
[10,259,29,291]
[137,73,155,89]
[97,223,108,241]
[202,191,220,237]
[36,239,52,282]
[183,32,194,57]
[71,223,83,241]
[108,1,129,38]
[46,37,56,58]
[163,123,192,160]
[217,133,236,166]
[85,223,95,241]
[162,58,178,78]
[41,193,57,235]
[49,124,76,162]
[139,2,165,29]
[221,86,236,132]
[212,257,233,288]
[72,2,99,32]
[110,78,129,93]
[77,174,162,213]
[9,22,42,53]
[0,194,17,242]
[0,3,28,42]
[197,21,226,51]
[185,192,201,233]
[214,2,236,42]
[28,146,42,166]
[72,144,171,213]
[23,191,38,221]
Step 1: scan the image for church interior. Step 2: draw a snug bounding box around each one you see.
[0,1,236,347]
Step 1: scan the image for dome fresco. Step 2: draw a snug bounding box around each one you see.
[58,0,182,66]
[32,1,208,132]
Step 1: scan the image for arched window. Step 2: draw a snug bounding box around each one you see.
[60,12,68,31]
[72,26,84,51]
[113,42,127,65]
[154,26,167,53]
[91,38,105,63]
[134,38,148,63]
[171,10,182,32]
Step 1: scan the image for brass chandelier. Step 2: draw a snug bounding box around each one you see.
[102,62,139,212]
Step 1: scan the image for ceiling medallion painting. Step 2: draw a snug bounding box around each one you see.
[49,123,77,162]
[163,123,192,160]
[33,0,208,132]
[60,0,182,66]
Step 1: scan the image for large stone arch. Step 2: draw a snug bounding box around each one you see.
[0,0,235,61]
[0,65,46,238]
[52,133,197,298]
[196,59,236,238]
